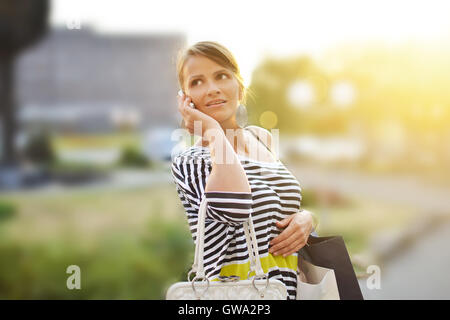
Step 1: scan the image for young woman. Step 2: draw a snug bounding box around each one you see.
[171,41,318,300]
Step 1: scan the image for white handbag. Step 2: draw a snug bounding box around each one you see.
[296,259,340,300]
[166,196,287,300]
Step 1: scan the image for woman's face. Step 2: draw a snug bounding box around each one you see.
[182,55,242,125]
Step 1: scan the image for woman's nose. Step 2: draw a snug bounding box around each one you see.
[206,83,221,95]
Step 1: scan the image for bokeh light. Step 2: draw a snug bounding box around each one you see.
[259,111,278,129]
[330,81,356,108]
[287,81,316,110]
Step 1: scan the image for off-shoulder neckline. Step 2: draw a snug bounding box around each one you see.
[190,145,282,165]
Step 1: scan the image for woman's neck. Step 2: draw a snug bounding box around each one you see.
[219,117,248,153]
[198,119,248,154]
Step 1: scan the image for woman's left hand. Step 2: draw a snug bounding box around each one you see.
[269,210,314,257]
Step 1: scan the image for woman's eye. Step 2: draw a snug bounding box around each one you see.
[191,73,227,86]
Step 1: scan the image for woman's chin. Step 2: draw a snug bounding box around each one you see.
[205,109,232,121]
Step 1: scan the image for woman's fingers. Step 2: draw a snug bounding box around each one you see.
[285,243,306,257]
[270,229,304,254]
[177,94,194,128]
[281,238,308,257]
[177,93,218,134]
[275,215,294,229]
[177,94,188,114]
[270,223,295,247]
[270,212,312,256]
[271,236,307,257]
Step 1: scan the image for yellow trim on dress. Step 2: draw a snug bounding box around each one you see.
[216,254,298,280]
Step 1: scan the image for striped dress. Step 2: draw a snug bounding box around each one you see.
[171,138,303,300]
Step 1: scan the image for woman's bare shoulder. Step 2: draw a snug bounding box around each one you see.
[245,125,273,139]
[245,125,278,157]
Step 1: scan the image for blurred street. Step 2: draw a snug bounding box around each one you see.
[1,168,172,195]
[359,221,450,299]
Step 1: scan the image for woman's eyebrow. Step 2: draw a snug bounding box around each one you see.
[189,69,228,81]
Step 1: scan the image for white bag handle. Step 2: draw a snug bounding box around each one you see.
[189,196,266,281]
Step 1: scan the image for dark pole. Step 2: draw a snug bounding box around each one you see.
[0,0,49,167]
[0,53,17,166]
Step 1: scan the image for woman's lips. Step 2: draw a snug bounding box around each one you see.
[206,101,227,108]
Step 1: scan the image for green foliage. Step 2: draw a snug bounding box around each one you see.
[0,218,193,299]
[247,45,450,174]
[50,160,112,175]
[23,131,56,165]
[0,201,17,223]
[0,184,194,299]
[249,45,450,136]
[248,56,340,134]
[117,145,150,168]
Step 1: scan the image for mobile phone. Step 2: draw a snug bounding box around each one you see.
[178,90,196,109]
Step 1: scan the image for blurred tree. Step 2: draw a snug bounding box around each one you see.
[248,44,450,173]
[247,55,334,135]
[0,0,49,166]
[118,145,151,168]
[23,130,55,166]
[326,44,450,169]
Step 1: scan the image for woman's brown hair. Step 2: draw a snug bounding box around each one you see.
[176,41,253,104]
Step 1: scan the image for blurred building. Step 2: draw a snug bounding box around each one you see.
[16,27,185,133]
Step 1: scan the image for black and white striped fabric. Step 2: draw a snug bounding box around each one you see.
[171,145,303,300]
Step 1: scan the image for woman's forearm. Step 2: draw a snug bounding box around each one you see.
[203,127,251,193]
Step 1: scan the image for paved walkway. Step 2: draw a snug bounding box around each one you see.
[358,221,450,299]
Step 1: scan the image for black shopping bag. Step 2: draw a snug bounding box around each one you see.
[298,235,364,300]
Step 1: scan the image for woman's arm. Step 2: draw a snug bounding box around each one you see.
[174,93,252,226]
[177,92,250,194]
[171,123,252,226]
[203,125,251,194]
[172,150,252,226]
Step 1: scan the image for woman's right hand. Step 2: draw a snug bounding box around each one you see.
[177,92,220,136]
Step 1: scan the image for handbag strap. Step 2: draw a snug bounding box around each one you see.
[191,196,265,280]
[243,218,265,277]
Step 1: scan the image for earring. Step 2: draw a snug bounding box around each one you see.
[236,104,248,128]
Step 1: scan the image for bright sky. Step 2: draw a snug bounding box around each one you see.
[51,0,450,86]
